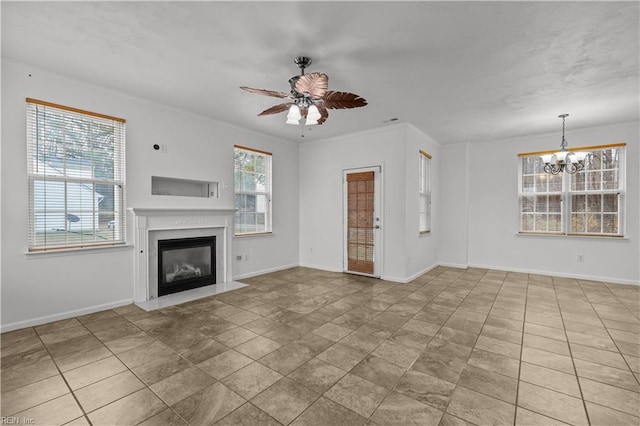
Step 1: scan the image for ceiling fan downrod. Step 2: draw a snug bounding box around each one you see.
[293,56,312,75]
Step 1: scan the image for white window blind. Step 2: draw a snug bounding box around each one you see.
[26,98,126,251]
[234,145,272,235]
[419,150,432,234]
[518,144,625,237]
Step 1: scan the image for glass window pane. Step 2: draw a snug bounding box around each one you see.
[587,214,602,233]
[535,214,547,232]
[587,195,602,212]
[522,214,534,231]
[548,214,562,232]
[548,173,563,192]
[587,171,602,191]
[602,170,618,190]
[571,214,586,233]
[571,171,585,191]
[602,194,618,213]
[572,194,586,213]
[548,195,562,213]
[603,214,618,234]
[523,176,535,193]
[535,195,548,213]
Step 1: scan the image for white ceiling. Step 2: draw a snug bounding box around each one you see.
[2,1,638,144]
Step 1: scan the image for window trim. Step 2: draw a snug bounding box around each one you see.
[419,150,432,235]
[518,143,626,238]
[233,145,273,236]
[26,98,127,252]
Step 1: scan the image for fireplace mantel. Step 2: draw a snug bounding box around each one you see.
[128,208,235,304]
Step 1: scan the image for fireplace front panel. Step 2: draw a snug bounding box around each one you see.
[158,236,216,296]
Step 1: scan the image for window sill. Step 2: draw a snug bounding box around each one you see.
[25,244,133,257]
[234,232,273,239]
[516,232,628,241]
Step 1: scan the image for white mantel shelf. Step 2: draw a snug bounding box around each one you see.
[128,208,236,305]
[129,208,237,216]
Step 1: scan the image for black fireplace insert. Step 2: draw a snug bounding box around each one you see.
[158,236,216,296]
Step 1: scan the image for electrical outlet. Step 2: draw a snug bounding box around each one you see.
[160,144,168,153]
[244,254,249,261]
[236,255,242,261]
[577,254,584,262]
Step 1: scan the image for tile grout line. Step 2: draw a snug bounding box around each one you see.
[368,270,479,423]
[420,269,516,423]
[32,323,94,426]
[512,274,530,426]
[550,276,592,426]
[574,280,640,388]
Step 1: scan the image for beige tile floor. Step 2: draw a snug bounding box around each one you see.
[1,266,639,425]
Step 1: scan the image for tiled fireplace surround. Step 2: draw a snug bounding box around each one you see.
[129,208,242,310]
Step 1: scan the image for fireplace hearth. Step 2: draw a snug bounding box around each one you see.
[158,236,216,296]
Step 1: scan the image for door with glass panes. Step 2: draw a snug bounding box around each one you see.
[343,167,382,277]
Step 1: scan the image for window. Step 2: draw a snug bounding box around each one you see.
[26,98,126,251]
[419,150,432,234]
[234,145,272,235]
[519,144,625,237]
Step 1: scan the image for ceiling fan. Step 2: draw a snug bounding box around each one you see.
[240,56,367,126]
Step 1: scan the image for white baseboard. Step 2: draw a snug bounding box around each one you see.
[1,299,134,333]
[298,263,343,273]
[467,263,640,286]
[233,263,300,280]
[437,262,469,270]
[383,263,439,284]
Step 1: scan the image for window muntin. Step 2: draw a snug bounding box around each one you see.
[234,146,272,235]
[27,99,126,251]
[419,150,432,234]
[519,144,625,237]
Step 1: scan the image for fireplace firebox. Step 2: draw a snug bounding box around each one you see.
[158,236,216,296]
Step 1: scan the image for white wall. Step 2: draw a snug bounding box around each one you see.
[439,143,470,268]
[1,59,299,330]
[298,123,439,282]
[441,121,639,284]
[404,125,440,280]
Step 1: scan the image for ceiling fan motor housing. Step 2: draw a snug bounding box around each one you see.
[294,56,312,72]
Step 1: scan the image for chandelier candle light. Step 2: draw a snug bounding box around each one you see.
[540,114,591,175]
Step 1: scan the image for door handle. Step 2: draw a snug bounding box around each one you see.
[374,225,380,229]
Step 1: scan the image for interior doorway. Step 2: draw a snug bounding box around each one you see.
[343,166,382,277]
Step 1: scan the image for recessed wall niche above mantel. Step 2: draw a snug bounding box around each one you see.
[151,176,219,198]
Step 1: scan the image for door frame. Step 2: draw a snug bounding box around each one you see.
[342,165,383,278]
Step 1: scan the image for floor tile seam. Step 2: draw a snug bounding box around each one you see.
[511,275,532,426]
[582,399,640,421]
[30,324,92,425]
[550,277,593,426]
[71,309,221,424]
[581,281,640,322]
[567,279,640,389]
[216,401,282,426]
[351,274,479,424]
[427,273,516,424]
[578,284,640,325]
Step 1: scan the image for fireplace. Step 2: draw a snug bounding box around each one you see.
[129,208,239,305]
[158,236,216,296]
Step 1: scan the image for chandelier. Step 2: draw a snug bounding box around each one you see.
[540,114,590,175]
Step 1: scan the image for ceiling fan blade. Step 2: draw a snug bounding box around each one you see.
[323,91,367,109]
[294,72,328,99]
[240,86,291,99]
[257,103,292,116]
[317,105,329,125]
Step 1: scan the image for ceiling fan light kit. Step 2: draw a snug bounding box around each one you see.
[240,56,367,127]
